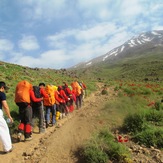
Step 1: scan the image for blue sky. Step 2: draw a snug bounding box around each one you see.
[0,0,163,69]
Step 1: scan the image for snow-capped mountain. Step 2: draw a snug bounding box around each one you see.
[72,30,163,69]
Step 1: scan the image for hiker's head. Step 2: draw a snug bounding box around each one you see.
[63,82,68,87]
[0,81,9,91]
[57,86,62,91]
[39,83,45,88]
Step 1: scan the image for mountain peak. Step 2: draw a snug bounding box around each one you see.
[72,30,163,69]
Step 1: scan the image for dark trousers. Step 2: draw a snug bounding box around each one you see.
[18,105,32,138]
[76,94,82,109]
[32,102,45,131]
[58,103,67,113]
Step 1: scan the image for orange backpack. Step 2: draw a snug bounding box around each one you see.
[43,85,55,106]
[15,80,32,104]
[71,81,82,96]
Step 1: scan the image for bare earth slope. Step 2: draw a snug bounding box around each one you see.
[0,84,163,163]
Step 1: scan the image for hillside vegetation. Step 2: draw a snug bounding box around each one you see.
[74,50,163,83]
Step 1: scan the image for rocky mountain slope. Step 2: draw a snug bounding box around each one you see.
[72,30,163,69]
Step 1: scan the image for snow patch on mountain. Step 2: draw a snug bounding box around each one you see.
[86,62,92,66]
[152,31,161,36]
[109,49,118,56]
[121,46,125,52]
[137,39,142,44]
[103,55,108,61]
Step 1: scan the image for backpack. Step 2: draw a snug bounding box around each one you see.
[72,81,82,96]
[15,80,32,107]
[32,86,42,107]
[43,85,55,106]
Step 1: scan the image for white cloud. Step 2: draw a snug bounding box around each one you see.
[120,0,143,17]
[19,0,68,21]
[11,49,70,69]
[47,22,118,48]
[18,35,40,51]
[75,23,117,41]
[0,39,14,51]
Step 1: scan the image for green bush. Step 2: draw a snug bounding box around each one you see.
[154,101,163,110]
[123,87,135,95]
[140,87,153,95]
[101,89,108,95]
[122,113,147,134]
[133,128,163,148]
[98,129,114,140]
[81,129,131,163]
[82,145,108,163]
[114,86,120,91]
[145,110,163,125]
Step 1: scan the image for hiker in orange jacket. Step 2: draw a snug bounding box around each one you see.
[18,88,43,141]
[71,80,82,109]
[15,81,33,142]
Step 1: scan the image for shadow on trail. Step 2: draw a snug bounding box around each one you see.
[73,147,86,163]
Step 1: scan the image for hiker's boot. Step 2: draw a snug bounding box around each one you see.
[39,128,45,133]
[25,136,32,141]
[17,133,22,142]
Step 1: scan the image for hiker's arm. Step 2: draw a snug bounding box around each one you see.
[30,90,43,102]
[2,100,13,123]
[40,88,49,98]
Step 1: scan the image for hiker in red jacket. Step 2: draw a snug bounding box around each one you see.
[31,83,49,133]
[57,86,69,118]
[62,83,75,112]
[55,89,65,117]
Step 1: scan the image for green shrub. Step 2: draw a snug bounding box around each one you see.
[114,86,120,91]
[123,87,135,95]
[81,129,131,163]
[98,129,114,141]
[140,87,152,95]
[122,113,146,134]
[104,141,131,162]
[101,89,108,95]
[145,110,163,125]
[133,128,163,148]
[154,101,163,110]
[82,145,108,163]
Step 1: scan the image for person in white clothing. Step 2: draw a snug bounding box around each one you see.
[0,81,13,154]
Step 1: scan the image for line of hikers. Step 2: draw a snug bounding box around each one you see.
[15,80,86,142]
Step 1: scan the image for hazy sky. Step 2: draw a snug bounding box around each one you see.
[0,0,163,69]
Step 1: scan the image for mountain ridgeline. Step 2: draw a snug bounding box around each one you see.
[72,30,163,82]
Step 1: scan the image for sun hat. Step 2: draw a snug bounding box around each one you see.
[0,81,9,90]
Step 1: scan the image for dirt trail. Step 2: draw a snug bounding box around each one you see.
[0,83,111,163]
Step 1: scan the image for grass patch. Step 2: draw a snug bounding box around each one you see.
[133,128,163,148]
[122,108,163,149]
[80,129,131,163]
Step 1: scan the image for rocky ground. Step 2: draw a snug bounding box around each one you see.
[0,84,163,163]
